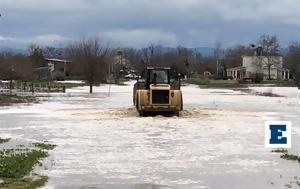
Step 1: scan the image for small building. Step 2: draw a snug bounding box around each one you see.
[45,58,71,80]
[34,67,51,80]
[227,49,290,81]
[203,71,213,79]
[0,80,3,89]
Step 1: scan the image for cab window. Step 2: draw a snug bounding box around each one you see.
[150,70,169,84]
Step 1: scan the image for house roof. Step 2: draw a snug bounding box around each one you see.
[226,66,246,71]
[241,55,283,58]
[45,58,71,63]
[146,67,171,70]
[35,66,50,71]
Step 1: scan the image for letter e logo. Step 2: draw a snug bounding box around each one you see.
[265,121,291,148]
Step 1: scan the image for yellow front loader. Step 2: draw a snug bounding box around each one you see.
[133,67,183,116]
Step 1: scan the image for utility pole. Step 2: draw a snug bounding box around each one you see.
[298,47,300,88]
[185,58,189,79]
[149,45,154,65]
[216,59,219,78]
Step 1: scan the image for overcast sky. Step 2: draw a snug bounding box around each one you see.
[0,0,299,49]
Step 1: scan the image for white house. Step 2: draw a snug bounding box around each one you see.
[227,55,290,80]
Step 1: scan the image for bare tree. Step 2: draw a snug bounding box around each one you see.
[66,38,109,93]
[141,44,159,65]
[28,43,47,68]
[285,41,300,86]
[258,35,281,80]
[176,47,192,78]
[42,46,64,59]
[114,46,203,79]
[123,48,144,73]
[225,45,252,68]
[0,52,35,93]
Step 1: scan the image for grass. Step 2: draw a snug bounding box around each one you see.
[184,79,210,86]
[280,153,300,163]
[20,80,84,89]
[3,80,85,93]
[185,79,246,88]
[0,94,36,106]
[258,92,283,97]
[0,175,48,189]
[0,141,56,189]
[186,78,298,88]
[0,149,48,178]
[52,81,84,89]
[260,80,297,87]
[272,148,288,153]
[115,80,127,86]
[271,148,300,163]
[33,142,57,150]
[285,183,292,188]
[271,149,300,188]
[0,138,10,144]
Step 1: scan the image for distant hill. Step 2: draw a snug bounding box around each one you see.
[159,46,215,57]
[193,47,214,57]
[0,46,27,54]
[280,47,289,56]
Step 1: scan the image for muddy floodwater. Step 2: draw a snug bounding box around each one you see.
[0,82,299,189]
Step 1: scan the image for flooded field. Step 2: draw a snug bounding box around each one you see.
[0,82,299,189]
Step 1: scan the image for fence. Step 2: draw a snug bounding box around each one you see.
[0,81,66,94]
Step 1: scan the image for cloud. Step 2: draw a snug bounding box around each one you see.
[102,29,178,47]
[28,34,71,45]
[214,0,300,24]
[2,0,299,24]
[0,0,299,48]
[0,34,71,47]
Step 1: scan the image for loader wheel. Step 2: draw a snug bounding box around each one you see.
[136,95,139,110]
[180,95,183,111]
[139,110,145,117]
[133,96,135,106]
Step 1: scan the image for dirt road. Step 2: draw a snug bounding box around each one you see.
[0,82,299,189]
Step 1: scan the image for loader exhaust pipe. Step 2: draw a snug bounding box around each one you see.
[178,73,181,90]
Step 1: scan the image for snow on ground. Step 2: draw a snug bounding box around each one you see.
[0,82,299,189]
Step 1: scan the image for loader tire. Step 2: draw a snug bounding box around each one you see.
[139,110,145,117]
[136,94,139,110]
[180,95,183,111]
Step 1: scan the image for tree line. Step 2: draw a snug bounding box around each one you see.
[0,34,300,93]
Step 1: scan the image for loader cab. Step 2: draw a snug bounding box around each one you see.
[145,67,170,89]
